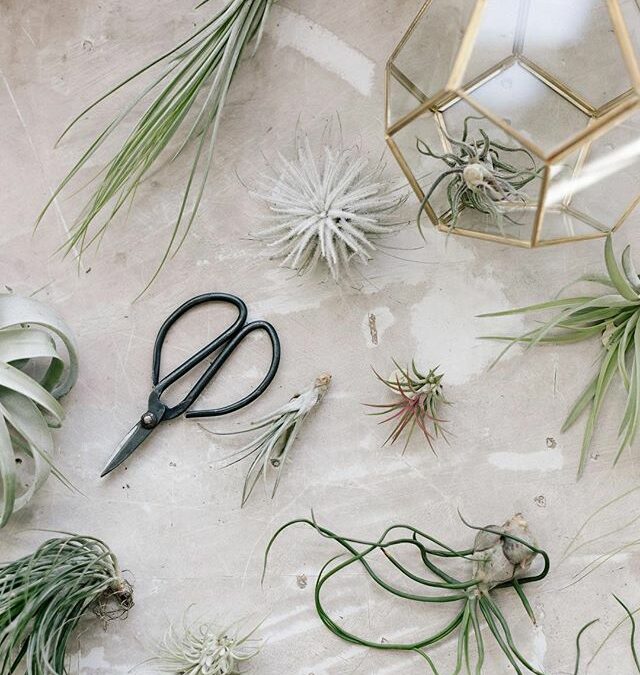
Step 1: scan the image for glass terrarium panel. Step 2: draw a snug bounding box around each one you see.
[387,69,425,127]
[457,0,522,86]
[558,108,640,231]
[452,202,535,243]
[522,0,634,111]
[388,110,449,221]
[620,0,640,83]
[462,62,591,156]
[391,0,477,101]
[537,209,607,242]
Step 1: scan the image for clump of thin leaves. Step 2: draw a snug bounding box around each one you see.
[417,116,541,233]
[155,615,262,674]
[264,512,549,673]
[367,359,449,452]
[37,0,275,293]
[0,535,133,674]
[0,293,78,527]
[202,374,331,506]
[481,235,640,476]
[252,128,407,281]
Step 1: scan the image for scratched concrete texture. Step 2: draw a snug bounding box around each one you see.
[1,0,639,673]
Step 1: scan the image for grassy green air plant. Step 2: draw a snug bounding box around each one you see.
[0,293,78,527]
[202,374,331,506]
[367,360,449,452]
[0,535,133,674]
[481,235,640,476]
[37,0,275,292]
[155,615,262,674]
[264,512,549,673]
[417,116,541,233]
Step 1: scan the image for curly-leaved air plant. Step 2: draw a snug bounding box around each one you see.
[0,293,78,527]
[0,535,133,674]
[416,116,541,234]
[202,374,331,506]
[481,235,640,476]
[367,359,449,452]
[252,132,407,280]
[155,616,262,674]
[264,512,549,673]
[37,0,275,293]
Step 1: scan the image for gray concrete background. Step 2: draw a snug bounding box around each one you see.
[1,1,639,673]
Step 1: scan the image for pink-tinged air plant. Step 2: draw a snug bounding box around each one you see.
[367,360,449,453]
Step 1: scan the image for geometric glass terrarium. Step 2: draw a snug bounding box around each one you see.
[386,0,640,247]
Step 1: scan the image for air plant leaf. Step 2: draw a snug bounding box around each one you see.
[155,614,262,674]
[263,512,549,673]
[36,0,275,294]
[366,359,449,453]
[252,127,407,281]
[0,293,78,527]
[201,374,331,506]
[416,116,542,234]
[0,535,133,674]
[481,236,640,477]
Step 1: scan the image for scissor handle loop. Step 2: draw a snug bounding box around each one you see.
[182,320,281,419]
[152,293,247,390]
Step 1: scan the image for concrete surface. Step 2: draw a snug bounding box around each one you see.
[1,1,639,673]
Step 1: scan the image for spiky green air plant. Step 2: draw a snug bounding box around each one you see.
[0,293,78,527]
[416,116,541,234]
[264,512,549,673]
[0,535,133,674]
[252,131,407,281]
[481,235,640,477]
[202,374,331,506]
[36,0,275,293]
[367,360,449,452]
[155,616,262,674]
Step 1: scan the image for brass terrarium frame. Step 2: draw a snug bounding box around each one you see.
[385,0,640,247]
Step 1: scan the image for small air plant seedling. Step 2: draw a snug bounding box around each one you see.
[0,535,133,674]
[37,0,275,294]
[481,235,640,476]
[367,360,449,452]
[252,128,407,281]
[156,615,262,675]
[0,293,78,527]
[264,512,549,673]
[202,374,331,506]
[416,116,541,234]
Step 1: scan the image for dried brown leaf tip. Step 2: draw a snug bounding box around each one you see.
[367,359,450,453]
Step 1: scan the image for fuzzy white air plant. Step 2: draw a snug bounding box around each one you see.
[156,617,262,675]
[203,374,331,505]
[252,132,406,281]
[0,293,78,527]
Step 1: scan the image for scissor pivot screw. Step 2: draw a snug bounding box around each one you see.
[141,412,158,429]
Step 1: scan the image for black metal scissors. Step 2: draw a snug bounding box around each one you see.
[101,293,281,477]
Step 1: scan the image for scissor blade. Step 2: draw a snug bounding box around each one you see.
[101,422,154,477]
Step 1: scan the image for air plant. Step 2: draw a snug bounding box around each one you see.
[481,235,640,476]
[252,129,407,281]
[37,0,275,293]
[367,360,449,452]
[0,293,78,527]
[0,535,133,673]
[416,116,541,233]
[155,615,262,674]
[264,512,549,673]
[202,374,331,506]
